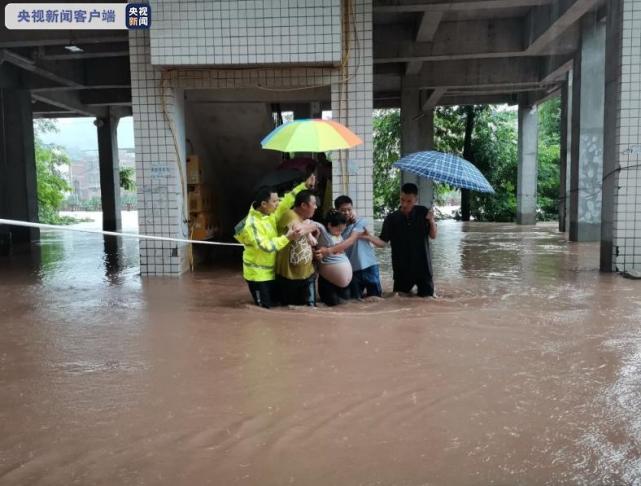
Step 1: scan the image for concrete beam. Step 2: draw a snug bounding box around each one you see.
[406,11,444,75]
[540,55,574,83]
[376,57,547,91]
[31,90,107,117]
[79,88,132,106]
[405,61,423,75]
[374,0,554,13]
[375,19,525,63]
[37,42,130,61]
[440,93,519,105]
[185,86,330,103]
[0,63,21,89]
[374,92,520,108]
[84,57,132,88]
[0,30,128,48]
[525,0,601,54]
[416,12,443,41]
[421,87,447,111]
[1,49,84,87]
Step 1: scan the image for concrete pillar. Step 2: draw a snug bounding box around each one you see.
[310,101,322,119]
[559,82,569,232]
[330,0,373,219]
[0,88,39,251]
[601,0,641,272]
[292,104,311,120]
[96,112,122,232]
[400,85,434,206]
[569,14,606,242]
[564,70,573,233]
[517,103,538,225]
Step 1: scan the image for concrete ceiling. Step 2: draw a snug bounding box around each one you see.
[372,0,606,108]
[0,0,607,117]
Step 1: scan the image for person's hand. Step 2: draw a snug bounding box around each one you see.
[426,208,435,223]
[314,247,331,260]
[305,173,316,189]
[285,227,302,241]
[358,228,370,239]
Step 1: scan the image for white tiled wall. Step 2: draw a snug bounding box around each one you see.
[130,1,374,275]
[604,0,641,271]
[330,0,373,220]
[150,0,342,66]
[130,31,189,276]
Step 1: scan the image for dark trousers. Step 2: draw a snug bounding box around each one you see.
[318,275,351,307]
[349,265,382,299]
[277,275,317,306]
[246,280,278,308]
[393,275,434,297]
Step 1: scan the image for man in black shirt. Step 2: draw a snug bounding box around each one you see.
[379,183,438,297]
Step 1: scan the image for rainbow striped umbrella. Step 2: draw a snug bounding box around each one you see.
[261,119,363,152]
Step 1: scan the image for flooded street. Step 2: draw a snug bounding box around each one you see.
[1,217,640,485]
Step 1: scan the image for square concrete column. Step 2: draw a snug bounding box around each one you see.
[400,85,434,206]
[517,103,538,225]
[559,81,570,233]
[569,14,606,242]
[96,112,122,232]
[129,32,189,275]
[601,0,641,272]
[564,70,573,233]
[330,0,374,220]
[0,88,39,250]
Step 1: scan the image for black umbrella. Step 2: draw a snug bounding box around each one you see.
[253,169,305,192]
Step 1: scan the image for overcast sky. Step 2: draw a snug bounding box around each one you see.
[40,116,135,152]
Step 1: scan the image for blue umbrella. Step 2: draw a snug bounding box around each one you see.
[393,150,495,194]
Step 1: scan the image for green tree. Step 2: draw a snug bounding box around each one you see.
[373,103,561,222]
[372,109,401,217]
[468,108,519,221]
[33,120,73,224]
[119,167,136,191]
[537,97,561,220]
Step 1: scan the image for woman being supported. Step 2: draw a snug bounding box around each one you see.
[313,210,365,306]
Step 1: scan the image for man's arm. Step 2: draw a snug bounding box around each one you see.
[379,214,391,243]
[316,229,361,257]
[240,214,299,253]
[274,174,316,222]
[426,208,438,239]
[360,228,386,248]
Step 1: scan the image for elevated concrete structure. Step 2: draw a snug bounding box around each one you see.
[400,86,434,206]
[569,14,606,241]
[0,88,39,249]
[96,112,122,232]
[517,103,539,225]
[3,0,641,275]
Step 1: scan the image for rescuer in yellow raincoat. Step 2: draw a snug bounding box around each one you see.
[235,173,315,308]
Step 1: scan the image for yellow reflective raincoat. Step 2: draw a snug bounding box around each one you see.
[234,182,307,282]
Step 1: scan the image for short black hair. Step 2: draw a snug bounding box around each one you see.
[294,190,316,207]
[253,186,276,209]
[334,195,353,209]
[325,209,347,227]
[401,183,418,195]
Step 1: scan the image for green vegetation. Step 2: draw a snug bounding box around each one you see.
[33,120,76,224]
[372,100,561,221]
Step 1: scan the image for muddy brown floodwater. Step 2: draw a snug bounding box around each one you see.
[1,220,640,485]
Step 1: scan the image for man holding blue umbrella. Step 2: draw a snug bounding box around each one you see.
[379,182,438,298]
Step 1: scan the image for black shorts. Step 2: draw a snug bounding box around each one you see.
[393,275,434,297]
[246,280,278,308]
